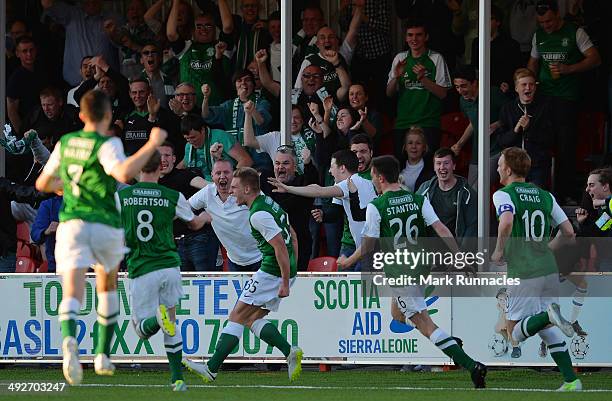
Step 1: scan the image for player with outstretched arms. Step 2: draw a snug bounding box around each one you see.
[183,167,303,382]
[116,151,210,391]
[35,90,167,385]
[339,155,488,388]
[491,147,580,391]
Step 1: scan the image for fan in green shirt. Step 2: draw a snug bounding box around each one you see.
[386,22,451,131]
[177,115,252,181]
[527,3,601,102]
[451,65,507,161]
[167,2,232,107]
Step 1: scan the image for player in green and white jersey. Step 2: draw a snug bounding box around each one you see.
[116,151,210,391]
[183,167,303,382]
[340,155,487,388]
[35,90,167,385]
[491,147,580,391]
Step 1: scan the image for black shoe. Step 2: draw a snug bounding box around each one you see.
[539,341,548,358]
[572,321,588,336]
[471,362,487,389]
[511,346,522,358]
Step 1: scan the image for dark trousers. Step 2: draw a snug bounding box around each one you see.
[177,227,221,272]
[528,163,552,190]
[351,52,393,108]
[309,217,342,258]
[550,97,578,200]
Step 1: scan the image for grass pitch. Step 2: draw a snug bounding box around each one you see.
[2,365,612,401]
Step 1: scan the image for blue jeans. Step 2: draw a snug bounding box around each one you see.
[340,243,361,271]
[227,259,261,272]
[0,253,16,273]
[176,228,220,272]
[527,164,552,190]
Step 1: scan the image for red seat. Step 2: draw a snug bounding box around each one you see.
[221,246,228,272]
[440,112,469,141]
[575,111,606,173]
[307,256,338,272]
[16,221,30,242]
[15,221,46,272]
[37,260,49,273]
[15,257,37,273]
[440,112,470,176]
[376,113,395,156]
[16,222,32,258]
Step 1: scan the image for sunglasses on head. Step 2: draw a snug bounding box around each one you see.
[277,144,295,153]
[535,1,557,16]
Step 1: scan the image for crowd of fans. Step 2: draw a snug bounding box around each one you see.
[1,0,611,274]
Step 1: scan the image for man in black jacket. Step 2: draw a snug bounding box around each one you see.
[120,79,182,157]
[74,56,132,125]
[261,146,319,271]
[497,68,554,189]
[24,87,83,148]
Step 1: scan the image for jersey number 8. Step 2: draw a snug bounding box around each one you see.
[137,210,154,242]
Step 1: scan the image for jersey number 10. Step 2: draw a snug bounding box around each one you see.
[521,209,545,242]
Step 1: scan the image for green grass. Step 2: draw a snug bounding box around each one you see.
[1,366,612,401]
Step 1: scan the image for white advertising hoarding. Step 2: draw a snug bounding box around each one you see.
[0,274,609,366]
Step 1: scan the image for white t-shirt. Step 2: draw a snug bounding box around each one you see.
[294,40,354,89]
[67,83,83,107]
[43,136,126,177]
[189,185,262,265]
[492,190,567,227]
[269,42,282,82]
[362,197,439,239]
[400,159,424,192]
[332,174,377,247]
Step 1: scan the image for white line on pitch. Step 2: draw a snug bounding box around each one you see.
[75,383,612,393]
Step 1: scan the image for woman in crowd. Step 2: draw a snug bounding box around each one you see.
[399,127,434,192]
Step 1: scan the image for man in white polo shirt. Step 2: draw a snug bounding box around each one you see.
[268,149,376,269]
[189,159,262,271]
